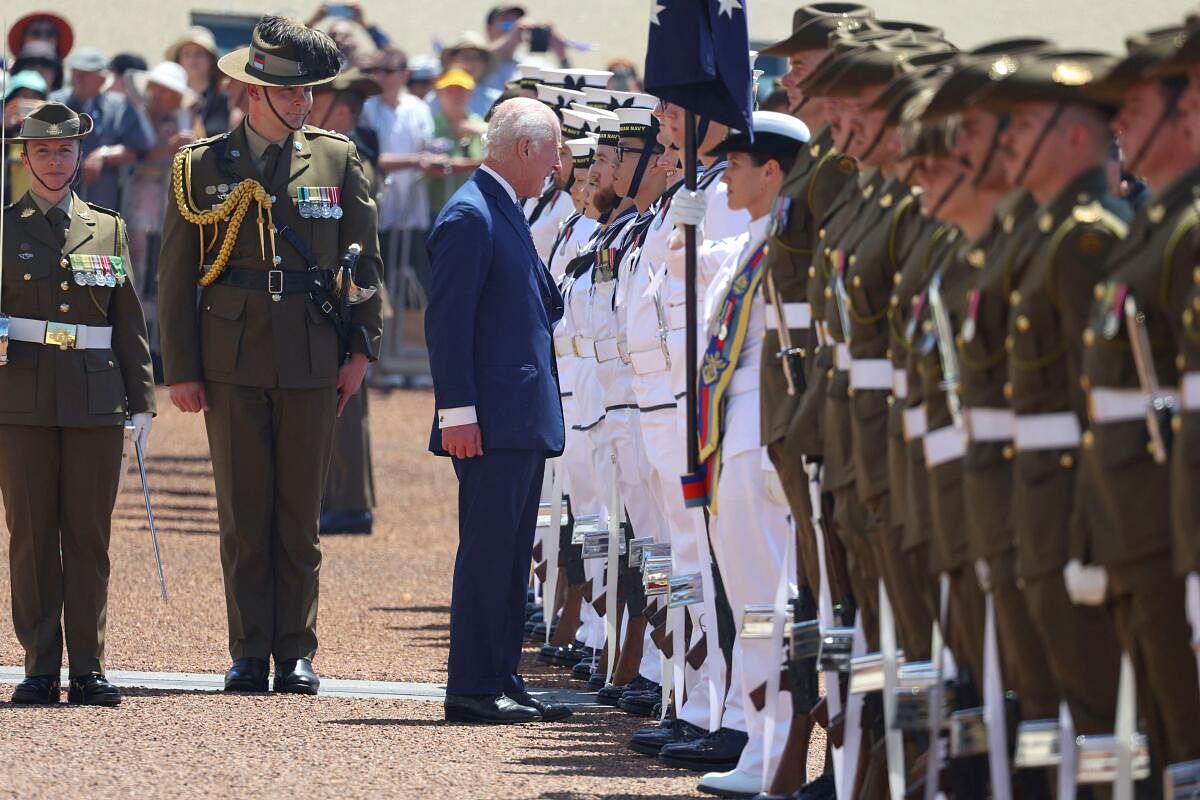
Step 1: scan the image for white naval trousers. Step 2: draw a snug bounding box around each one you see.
[707,390,795,778]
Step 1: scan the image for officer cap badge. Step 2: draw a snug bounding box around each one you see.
[989,56,1019,81]
[1051,61,1093,86]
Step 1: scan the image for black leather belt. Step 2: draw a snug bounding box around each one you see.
[213,267,329,295]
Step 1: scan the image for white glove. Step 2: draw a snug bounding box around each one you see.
[669,188,708,229]
[131,412,153,455]
[974,558,992,594]
[1063,559,1107,606]
[1186,572,1200,650]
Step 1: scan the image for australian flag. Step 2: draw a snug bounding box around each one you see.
[643,0,754,134]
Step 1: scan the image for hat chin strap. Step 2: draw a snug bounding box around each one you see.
[1125,101,1176,175]
[625,136,659,199]
[265,87,309,133]
[1013,102,1065,187]
[971,115,1009,189]
[930,171,965,219]
[27,149,82,195]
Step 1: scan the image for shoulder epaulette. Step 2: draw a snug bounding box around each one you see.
[302,125,351,143]
[1071,201,1128,238]
[181,131,229,150]
[1160,201,1200,309]
[83,201,121,218]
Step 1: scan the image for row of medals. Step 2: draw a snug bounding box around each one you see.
[297,187,343,220]
[68,255,125,288]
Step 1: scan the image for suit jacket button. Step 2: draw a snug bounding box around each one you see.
[59,303,70,313]
[1059,453,1074,469]
[61,281,70,291]
[23,273,32,281]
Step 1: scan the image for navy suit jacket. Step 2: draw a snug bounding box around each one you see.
[425,169,565,456]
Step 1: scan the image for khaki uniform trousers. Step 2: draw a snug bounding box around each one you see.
[323,386,375,514]
[205,381,337,663]
[0,424,123,676]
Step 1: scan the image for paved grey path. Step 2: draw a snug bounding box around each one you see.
[0,666,601,705]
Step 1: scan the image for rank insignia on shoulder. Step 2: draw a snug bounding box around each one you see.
[810,143,822,158]
[880,194,893,209]
[967,248,986,269]
[1038,213,1055,233]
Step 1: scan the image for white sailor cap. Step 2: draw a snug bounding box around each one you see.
[706,110,810,159]
[516,63,545,89]
[535,83,588,109]
[607,89,657,110]
[538,67,614,91]
[562,106,602,138]
[567,136,598,167]
[615,105,658,136]
[595,112,623,145]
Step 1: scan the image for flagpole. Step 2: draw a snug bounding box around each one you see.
[684,110,699,474]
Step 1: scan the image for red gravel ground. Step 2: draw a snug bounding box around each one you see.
[0,388,730,799]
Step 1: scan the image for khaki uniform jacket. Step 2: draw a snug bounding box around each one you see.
[957,192,1037,561]
[1006,167,1129,579]
[158,122,384,389]
[1176,257,1200,573]
[846,182,927,503]
[760,126,854,446]
[0,191,154,427]
[1079,165,1200,571]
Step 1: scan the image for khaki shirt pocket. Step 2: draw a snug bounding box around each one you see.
[0,342,40,413]
[201,290,247,375]
[84,350,127,415]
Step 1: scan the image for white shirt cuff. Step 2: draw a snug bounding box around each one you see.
[438,406,478,428]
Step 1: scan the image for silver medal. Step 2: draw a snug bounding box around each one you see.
[74,272,87,286]
[106,274,117,288]
[321,203,332,219]
[331,205,343,220]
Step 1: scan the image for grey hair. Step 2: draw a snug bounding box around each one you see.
[483,97,558,160]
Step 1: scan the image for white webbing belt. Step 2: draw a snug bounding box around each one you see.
[766,302,812,332]
[594,337,621,363]
[850,358,892,390]
[572,335,595,358]
[8,317,113,350]
[834,342,851,371]
[1013,412,1081,451]
[923,425,967,467]
[1183,372,1200,411]
[964,407,1015,443]
[902,406,927,442]
[629,347,669,375]
[892,368,908,400]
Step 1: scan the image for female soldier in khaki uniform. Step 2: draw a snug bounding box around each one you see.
[0,101,155,706]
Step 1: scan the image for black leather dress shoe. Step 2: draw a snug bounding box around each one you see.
[505,690,573,722]
[628,718,707,756]
[794,774,836,800]
[11,675,60,704]
[657,726,748,772]
[571,658,598,679]
[596,675,658,706]
[319,510,373,535]
[618,688,662,716]
[67,673,121,707]
[273,658,320,695]
[224,657,269,692]
[445,693,539,724]
[537,640,591,666]
[588,672,606,690]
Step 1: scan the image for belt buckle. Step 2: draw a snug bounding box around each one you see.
[268,269,284,301]
[44,321,78,351]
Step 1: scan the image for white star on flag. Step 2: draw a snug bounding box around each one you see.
[717,0,743,17]
[650,0,666,25]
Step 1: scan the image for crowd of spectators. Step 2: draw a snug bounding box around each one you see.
[2,4,642,294]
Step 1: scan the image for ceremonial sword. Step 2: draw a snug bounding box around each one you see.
[127,422,168,601]
[1123,295,1176,464]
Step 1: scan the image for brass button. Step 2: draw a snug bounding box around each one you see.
[825,287,833,300]
[1094,284,1106,301]
[893,273,902,286]
[1059,453,1074,469]
[922,320,934,334]
[824,247,832,258]
[1173,415,1183,433]
[1038,213,1054,233]
[60,281,70,291]
[819,228,827,240]
[852,275,862,288]
[1004,336,1014,352]
[1178,354,1187,372]
[1194,266,1200,284]
[808,267,817,279]
[887,396,895,406]
[59,303,70,313]
[890,295,899,308]
[848,387,857,397]
[849,254,858,266]
[1016,315,1031,333]
[826,368,835,380]
[22,273,31,281]
[1146,441,1158,455]
[1083,328,1095,347]
[1002,445,1015,460]
[107,360,114,368]
[1009,290,1021,305]
[1003,382,1013,400]
[885,348,893,360]
[1081,431,1094,450]
[60,258,69,268]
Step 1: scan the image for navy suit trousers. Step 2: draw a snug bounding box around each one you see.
[448,448,545,695]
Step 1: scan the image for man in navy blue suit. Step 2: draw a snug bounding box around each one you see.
[425,97,572,724]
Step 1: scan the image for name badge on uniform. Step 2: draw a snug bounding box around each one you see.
[68,254,126,288]
[297,186,343,219]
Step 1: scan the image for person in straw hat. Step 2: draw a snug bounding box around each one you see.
[165,25,229,136]
[157,14,384,696]
[0,100,155,707]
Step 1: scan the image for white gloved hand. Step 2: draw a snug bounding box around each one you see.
[1063,559,1107,606]
[131,412,153,455]
[974,558,992,594]
[1186,572,1200,649]
[669,188,708,229]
